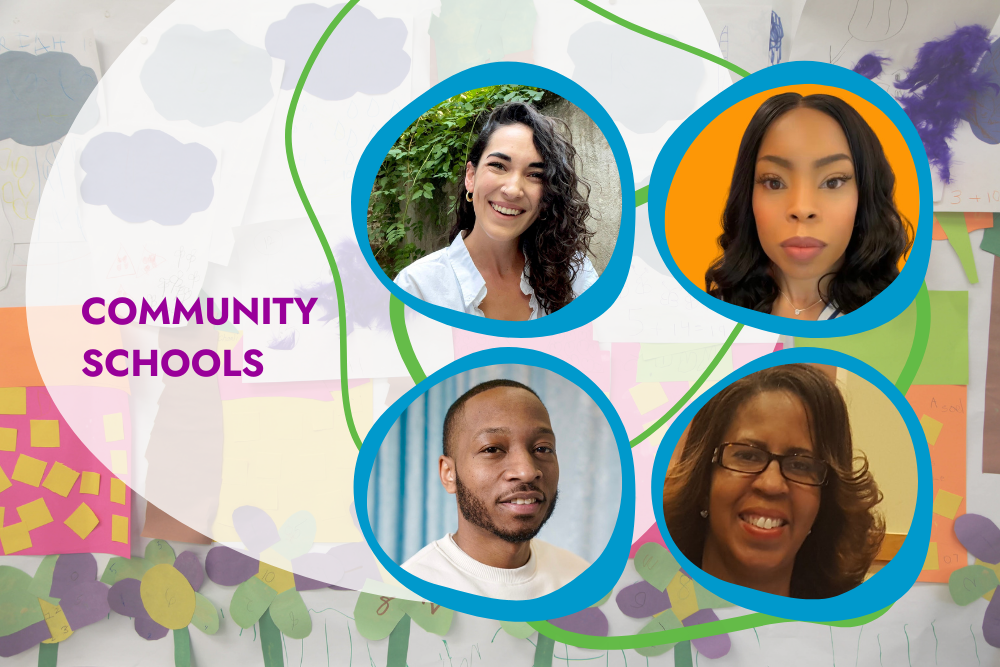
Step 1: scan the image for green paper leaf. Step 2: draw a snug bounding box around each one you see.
[949,564,1000,605]
[694,581,733,609]
[591,591,612,607]
[101,557,150,585]
[191,592,220,635]
[274,511,317,560]
[634,543,680,592]
[979,215,1000,256]
[173,627,192,667]
[500,620,535,639]
[28,556,59,604]
[145,540,176,566]
[259,609,283,667]
[401,599,453,636]
[229,576,277,629]
[387,614,411,667]
[353,593,406,641]
[634,614,682,657]
[0,566,45,636]
[269,589,312,639]
[938,213,979,283]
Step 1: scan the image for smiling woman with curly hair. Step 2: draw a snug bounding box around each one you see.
[394,101,596,320]
[662,364,885,599]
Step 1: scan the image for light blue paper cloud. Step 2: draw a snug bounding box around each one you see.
[0,51,98,145]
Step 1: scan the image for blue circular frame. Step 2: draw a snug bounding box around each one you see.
[647,61,933,338]
[353,348,635,620]
[650,347,932,621]
[351,62,636,338]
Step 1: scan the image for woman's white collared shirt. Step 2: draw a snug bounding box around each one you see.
[393,234,599,319]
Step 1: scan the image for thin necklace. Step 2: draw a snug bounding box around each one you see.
[780,291,824,316]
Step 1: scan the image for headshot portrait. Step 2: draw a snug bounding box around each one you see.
[661,84,919,323]
[366,85,622,321]
[662,363,916,599]
[368,365,621,600]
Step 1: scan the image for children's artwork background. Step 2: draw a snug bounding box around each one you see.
[1,0,999,665]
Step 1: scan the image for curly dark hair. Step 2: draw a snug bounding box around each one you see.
[452,101,593,314]
[662,364,885,599]
[705,93,912,315]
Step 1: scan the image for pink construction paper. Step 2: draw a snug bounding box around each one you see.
[629,523,668,558]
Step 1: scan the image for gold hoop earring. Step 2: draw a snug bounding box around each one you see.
[465,191,473,202]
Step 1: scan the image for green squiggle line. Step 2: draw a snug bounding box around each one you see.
[286,0,365,451]
[390,295,427,383]
[570,0,750,77]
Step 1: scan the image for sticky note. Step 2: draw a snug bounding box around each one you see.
[103,413,124,442]
[41,463,80,498]
[38,599,72,643]
[17,498,53,530]
[0,428,16,451]
[110,478,127,505]
[924,542,940,570]
[30,420,60,448]
[920,415,943,446]
[666,571,699,621]
[111,515,129,543]
[12,455,47,487]
[79,472,100,495]
[629,383,669,414]
[933,490,963,519]
[0,522,31,553]
[0,466,9,494]
[0,388,26,415]
[64,503,99,539]
[110,450,128,475]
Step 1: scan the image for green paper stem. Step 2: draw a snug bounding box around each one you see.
[674,640,693,667]
[173,628,192,667]
[387,614,411,667]
[938,213,979,284]
[260,609,285,667]
[37,642,58,667]
[533,633,556,667]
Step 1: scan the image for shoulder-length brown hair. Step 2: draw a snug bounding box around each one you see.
[662,364,884,598]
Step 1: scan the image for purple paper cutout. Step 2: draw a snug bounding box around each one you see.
[326,542,381,590]
[682,609,732,658]
[0,621,52,657]
[51,554,99,600]
[955,514,1000,564]
[548,607,609,637]
[107,578,146,618]
[291,552,345,590]
[134,615,169,641]
[616,580,672,618]
[173,551,205,592]
[985,591,1000,648]
[233,506,281,552]
[61,581,111,630]
[205,547,259,586]
[852,53,890,80]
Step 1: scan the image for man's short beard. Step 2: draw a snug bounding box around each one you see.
[455,476,558,544]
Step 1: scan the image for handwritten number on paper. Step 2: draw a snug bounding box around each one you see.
[376,596,394,616]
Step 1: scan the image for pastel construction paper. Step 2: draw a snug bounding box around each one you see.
[548,607,609,636]
[0,388,26,415]
[102,413,124,442]
[12,455,46,486]
[41,462,79,497]
[78,472,99,495]
[60,580,111,630]
[0,465,11,493]
[0,523,31,553]
[109,450,127,475]
[920,414,944,446]
[64,503,99,540]
[937,212,979,283]
[111,515,128,543]
[29,420,59,448]
[38,599,72,643]
[269,589,312,639]
[628,383,670,414]
[684,609,731,658]
[634,542,680,592]
[110,478,126,505]
[955,514,1000,564]
[17,498,52,529]
[934,490,964,519]
[924,542,940,571]
[666,571,700,621]
[616,579,671,618]
[948,564,1000,605]
[0,428,15,451]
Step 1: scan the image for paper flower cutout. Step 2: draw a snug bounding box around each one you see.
[951,514,1000,647]
[104,540,218,666]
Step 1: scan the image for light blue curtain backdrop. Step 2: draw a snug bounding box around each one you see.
[368,365,622,565]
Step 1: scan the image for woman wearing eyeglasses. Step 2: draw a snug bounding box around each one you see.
[662,364,884,598]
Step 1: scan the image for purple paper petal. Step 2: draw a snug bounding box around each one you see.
[0,621,51,657]
[292,552,345,590]
[233,506,280,552]
[173,551,205,592]
[51,554,99,599]
[616,580,671,618]
[955,514,1000,564]
[205,546,259,586]
[134,615,169,641]
[986,591,1000,648]
[108,578,147,619]
[548,607,608,637]
[61,581,111,630]
[326,542,381,590]
[683,609,732,658]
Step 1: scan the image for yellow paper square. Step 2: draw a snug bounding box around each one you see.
[79,472,100,495]
[0,388,26,415]
[110,478,127,505]
[103,413,124,442]
[109,450,128,475]
[629,383,669,414]
[64,503,99,539]
[111,515,129,543]
[38,599,72,643]
[0,428,16,451]
[666,571,700,621]
[257,560,296,593]
[923,542,939,570]
[0,466,10,494]
[41,463,80,498]
[933,490,963,519]
[17,498,53,530]
[12,455,47,487]
[0,522,31,553]
[29,420,60,448]
[920,415,943,446]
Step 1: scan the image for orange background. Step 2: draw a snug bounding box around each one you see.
[664,84,920,291]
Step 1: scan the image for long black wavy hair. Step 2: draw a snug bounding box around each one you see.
[452,101,593,314]
[705,93,912,314]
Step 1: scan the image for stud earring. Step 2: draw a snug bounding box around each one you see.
[465,191,473,202]
[699,510,709,518]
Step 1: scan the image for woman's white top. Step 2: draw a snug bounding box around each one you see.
[818,302,842,320]
[393,233,599,319]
